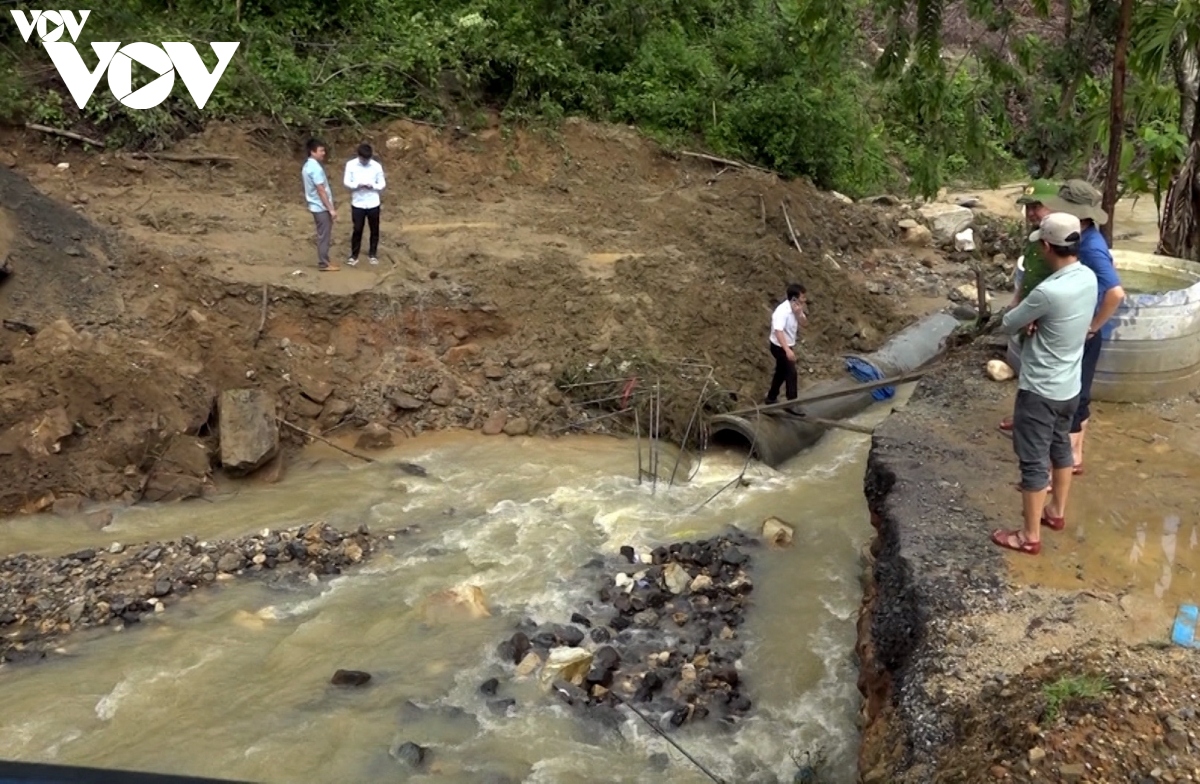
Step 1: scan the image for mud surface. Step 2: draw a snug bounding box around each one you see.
[859,336,1200,782]
[0,118,1003,515]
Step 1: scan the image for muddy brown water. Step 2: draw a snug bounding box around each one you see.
[0,401,910,783]
[1119,268,1188,295]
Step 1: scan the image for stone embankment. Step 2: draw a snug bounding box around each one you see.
[0,521,383,664]
[489,531,765,730]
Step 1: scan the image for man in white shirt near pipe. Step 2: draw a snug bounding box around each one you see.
[765,282,808,405]
[343,143,386,266]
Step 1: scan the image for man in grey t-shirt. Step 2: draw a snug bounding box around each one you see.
[992,213,1098,556]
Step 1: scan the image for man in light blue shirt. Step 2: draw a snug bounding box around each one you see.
[992,213,1097,556]
[302,138,338,272]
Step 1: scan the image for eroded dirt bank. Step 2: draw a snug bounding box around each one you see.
[0,117,1008,517]
[858,338,1200,782]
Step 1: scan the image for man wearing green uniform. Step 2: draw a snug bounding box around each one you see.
[999,179,1057,434]
[1014,179,1057,300]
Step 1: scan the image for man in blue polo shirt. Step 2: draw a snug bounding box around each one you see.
[302,138,339,272]
[1041,180,1125,472]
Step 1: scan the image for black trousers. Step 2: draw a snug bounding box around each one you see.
[766,342,797,403]
[1071,331,1103,433]
[350,206,380,258]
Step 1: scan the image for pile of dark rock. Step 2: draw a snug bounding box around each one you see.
[0,522,381,664]
[492,530,759,730]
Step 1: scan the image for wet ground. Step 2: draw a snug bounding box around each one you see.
[946,184,1163,254]
[857,334,1200,782]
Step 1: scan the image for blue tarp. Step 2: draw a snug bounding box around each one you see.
[1172,603,1200,649]
[844,357,894,401]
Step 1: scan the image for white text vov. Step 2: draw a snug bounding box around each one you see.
[9,10,239,111]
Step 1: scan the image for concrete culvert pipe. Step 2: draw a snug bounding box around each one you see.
[709,311,960,467]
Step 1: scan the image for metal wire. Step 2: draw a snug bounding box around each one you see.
[610,693,727,784]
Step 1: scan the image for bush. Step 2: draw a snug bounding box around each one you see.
[0,0,984,195]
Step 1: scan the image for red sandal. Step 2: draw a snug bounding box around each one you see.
[991,529,1041,555]
[1041,508,1065,532]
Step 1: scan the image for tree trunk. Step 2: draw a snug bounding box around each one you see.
[1100,0,1134,246]
[1158,141,1200,259]
[1172,38,1200,136]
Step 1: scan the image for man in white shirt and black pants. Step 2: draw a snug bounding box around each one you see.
[343,143,386,266]
[765,283,808,405]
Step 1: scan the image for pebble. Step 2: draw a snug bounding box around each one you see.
[490,533,758,729]
[0,523,382,663]
[330,669,372,687]
[390,741,427,769]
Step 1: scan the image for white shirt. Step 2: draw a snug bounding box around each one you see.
[343,158,386,209]
[769,300,800,347]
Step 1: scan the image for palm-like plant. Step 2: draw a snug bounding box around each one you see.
[1131,0,1200,256]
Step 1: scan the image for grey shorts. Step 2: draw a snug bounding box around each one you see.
[1012,389,1078,491]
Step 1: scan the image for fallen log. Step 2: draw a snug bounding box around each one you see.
[721,368,931,418]
[678,150,775,175]
[781,202,803,254]
[791,413,876,435]
[129,152,239,164]
[276,417,376,463]
[25,123,105,148]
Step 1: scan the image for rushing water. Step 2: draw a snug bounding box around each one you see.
[0,406,894,783]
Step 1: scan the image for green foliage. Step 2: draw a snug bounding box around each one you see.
[882,61,1017,195]
[0,0,899,194]
[1124,120,1189,218]
[1042,674,1111,723]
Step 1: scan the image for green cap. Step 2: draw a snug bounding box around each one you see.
[1016,179,1057,205]
[1041,179,1108,224]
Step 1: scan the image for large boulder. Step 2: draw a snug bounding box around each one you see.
[217,389,279,475]
[917,203,974,245]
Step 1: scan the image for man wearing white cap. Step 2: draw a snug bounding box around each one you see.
[991,213,1097,556]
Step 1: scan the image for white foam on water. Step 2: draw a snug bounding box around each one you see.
[0,428,876,782]
[95,651,218,721]
[42,728,82,758]
[742,614,862,780]
[0,719,42,757]
[257,573,358,620]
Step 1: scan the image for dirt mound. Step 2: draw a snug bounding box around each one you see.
[936,641,1200,782]
[0,166,120,328]
[0,118,942,515]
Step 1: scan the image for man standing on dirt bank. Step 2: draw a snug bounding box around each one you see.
[998,179,1057,434]
[992,213,1097,556]
[343,143,386,266]
[1041,180,1125,473]
[765,283,808,406]
[302,138,338,272]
